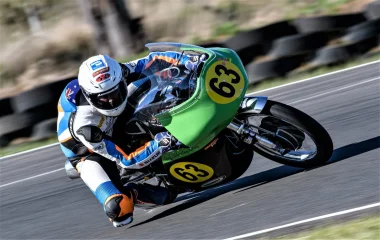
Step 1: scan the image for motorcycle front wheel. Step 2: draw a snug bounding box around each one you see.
[239,100,333,168]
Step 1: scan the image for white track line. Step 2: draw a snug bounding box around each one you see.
[0,142,59,160]
[223,202,380,240]
[249,59,380,95]
[210,203,247,216]
[289,77,380,105]
[1,59,379,160]
[0,168,64,188]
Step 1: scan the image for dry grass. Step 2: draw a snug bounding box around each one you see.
[0,18,94,97]
[105,0,372,43]
[0,0,372,98]
[275,215,380,240]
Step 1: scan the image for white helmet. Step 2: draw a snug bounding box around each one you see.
[78,55,128,117]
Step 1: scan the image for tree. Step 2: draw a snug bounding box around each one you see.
[76,0,112,55]
[77,0,143,58]
[0,0,58,34]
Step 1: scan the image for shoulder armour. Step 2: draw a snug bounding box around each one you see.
[76,125,104,143]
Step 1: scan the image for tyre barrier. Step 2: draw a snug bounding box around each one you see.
[0,98,13,117]
[31,118,57,141]
[245,53,308,84]
[10,77,75,113]
[0,136,9,148]
[0,77,75,147]
[268,32,329,58]
[1,1,379,148]
[292,13,366,33]
[310,42,366,67]
[223,21,298,65]
[349,36,380,55]
[364,1,380,20]
[310,32,379,68]
[199,42,226,49]
[310,45,353,66]
[343,18,380,42]
[0,112,47,146]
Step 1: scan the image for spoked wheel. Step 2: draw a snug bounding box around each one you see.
[239,100,333,168]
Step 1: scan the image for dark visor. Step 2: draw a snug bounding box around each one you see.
[88,82,127,110]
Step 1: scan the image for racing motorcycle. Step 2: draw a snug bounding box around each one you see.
[66,42,333,203]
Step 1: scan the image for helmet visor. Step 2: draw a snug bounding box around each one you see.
[88,82,127,110]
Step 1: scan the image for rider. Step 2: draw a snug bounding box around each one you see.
[57,52,199,227]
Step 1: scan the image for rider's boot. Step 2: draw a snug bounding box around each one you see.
[104,189,136,227]
[77,157,136,228]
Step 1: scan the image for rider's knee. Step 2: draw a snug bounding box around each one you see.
[104,193,134,221]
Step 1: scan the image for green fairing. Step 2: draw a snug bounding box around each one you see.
[155,44,248,163]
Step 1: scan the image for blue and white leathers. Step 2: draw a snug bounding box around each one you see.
[57,51,193,226]
[58,51,191,169]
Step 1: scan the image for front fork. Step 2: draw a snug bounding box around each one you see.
[228,95,282,152]
[227,121,277,149]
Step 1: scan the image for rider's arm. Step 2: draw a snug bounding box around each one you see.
[123,51,192,75]
[71,107,153,168]
[75,125,157,169]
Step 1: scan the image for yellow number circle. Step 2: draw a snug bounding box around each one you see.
[170,162,214,183]
[205,60,245,104]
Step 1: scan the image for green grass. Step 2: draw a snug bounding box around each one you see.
[0,137,58,157]
[0,54,379,157]
[275,215,380,240]
[116,50,150,63]
[286,0,355,19]
[212,21,240,38]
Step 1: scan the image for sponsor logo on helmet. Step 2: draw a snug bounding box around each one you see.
[92,67,109,77]
[90,60,106,70]
[96,73,111,82]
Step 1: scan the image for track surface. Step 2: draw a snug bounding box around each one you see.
[1,62,379,239]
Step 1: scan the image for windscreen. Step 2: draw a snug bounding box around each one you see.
[132,43,209,120]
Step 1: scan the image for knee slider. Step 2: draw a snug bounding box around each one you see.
[104,194,134,220]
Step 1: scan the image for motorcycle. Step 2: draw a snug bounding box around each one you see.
[66,42,333,204]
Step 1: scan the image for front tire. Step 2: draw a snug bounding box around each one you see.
[241,100,333,168]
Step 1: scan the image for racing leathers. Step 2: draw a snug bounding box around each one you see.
[57,51,196,227]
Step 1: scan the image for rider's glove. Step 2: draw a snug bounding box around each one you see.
[185,54,207,72]
[185,60,197,71]
[154,132,183,153]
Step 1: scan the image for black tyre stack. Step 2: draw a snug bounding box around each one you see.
[205,1,379,84]
[0,98,15,147]
[0,77,76,147]
[292,14,365,67]
[223,21,298,66]
[1,1,379,148]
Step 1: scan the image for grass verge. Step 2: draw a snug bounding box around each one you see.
[0,137,58,157]
[1,55,379,157]
[275,214,380,240]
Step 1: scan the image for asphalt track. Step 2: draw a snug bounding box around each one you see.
[1,62,379,239]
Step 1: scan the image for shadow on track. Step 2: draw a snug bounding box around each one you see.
[130,136,380,228]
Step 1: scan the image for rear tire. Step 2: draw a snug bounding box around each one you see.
[244,100,333,168]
